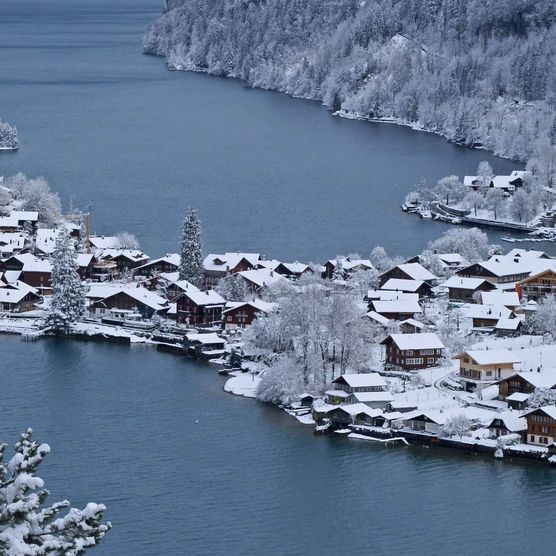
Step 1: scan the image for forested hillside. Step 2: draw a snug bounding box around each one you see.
[144,0,555,162]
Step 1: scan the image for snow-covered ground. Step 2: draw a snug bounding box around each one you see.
[224,371,260,398]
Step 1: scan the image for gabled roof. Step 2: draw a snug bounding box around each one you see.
[238,268,287,289]
[481,290,520,307]
[178,284,225,306]
[349,392,393,403]
[204,252,260,272]
[89,236,120,249]
[523,405,556,421]
[367,289,419,302]
[97,249,148,262]
[134,253,180,271]
[0,285,39,304]
[98,287,168,312]
[440,276,495,290]
[495,317,523,331]
[455,349,521,366]
[10,210,39,222]
[460,304,511,320]
[382,333,444,351]
[390,263,436,282]
[332,373,387,389]
[222,299,276,315]
[506,248,552,260]
[10,253,52,273]
[185,332,225,344]
[381,278,425,293]
[372,300,422,315]
[365,311,390,325]
[400,318,425,329]
[485,413,526,432]
[495,370,556,390]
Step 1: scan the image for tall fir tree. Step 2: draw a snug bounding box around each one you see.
[178,207,204,287]
[46,230,86,333]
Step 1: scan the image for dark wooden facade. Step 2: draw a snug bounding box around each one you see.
[526,408,556,446]
[381,336,443,370]
[176,294,224,327]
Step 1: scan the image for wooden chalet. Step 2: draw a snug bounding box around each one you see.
[0,284,41,312]
[381,333,444,371]
[439,276,496,303]
[175,286,225,327]
[495,371,556,401]
[3,254,52,290]
[222,300,275,329]
[133,254,180,277]
[378,263,436,288]
[524,406,556,446]
[97,249,149,271]
[331,373,387,394]
[516,269,556,301]
[455,350,521,392]
[203,253,260,287]
[381,278,433,299]
[89,287,168,319]
[485,414,526,439]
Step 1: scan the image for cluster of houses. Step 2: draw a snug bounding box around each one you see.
[2,205,556,455]
[463,170,530,194]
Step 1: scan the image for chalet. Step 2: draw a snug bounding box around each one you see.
[381,278,433,298]
[524,406,556,446]
[10,211,39,227]
[457,256,555,285]
[366,290,419,303]
[90,258,119,282]
[185,332,226,358]
[0,216,19,232]
[76,253,96,280]
[164,278,193,301]
[485,413,526,439]
[435,253,467,270]
[370,299,422,320]
[495,371,556,401]
[89,287,168,319]
[0,283,41,312]
[89,236,121,250]
[460,304,512,329]
[325,404,380,427]
[439,276,496,303]
[222,300,275,329]
[506,248,552,260]
[4,254,52,290]
[331,373,388,393]
[238,268,287,293]
[455,350,521,392]
[517,269,556,301]
[505,392,530,410]
[463,170,529,193]
[381,333,444,370]
[133,253,180,277]
[273,262,313,279]
[322,258,374,279]
[378,263,436,288]
[402,411,445,434]
[97,249,149,271]
[35,228,59,255]
[495,317,523,337]
[399,318,425,334]
[365,311,391,327]
[0,233,25,256]
[175,286,225,327]
[324,390,351,405]
[203,253,260,287]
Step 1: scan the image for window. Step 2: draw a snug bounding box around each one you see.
[530,435,535,443]
[406,358,424,365]
[427,357,435,364]
[486,371,492,377]
[421,349,434,355]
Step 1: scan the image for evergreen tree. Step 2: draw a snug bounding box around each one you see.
[178,208,204,287]
[0,429,111,554]
[46,230,86,333]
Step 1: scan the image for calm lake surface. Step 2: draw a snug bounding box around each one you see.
[1,1,555,555]
[0,0,544,262]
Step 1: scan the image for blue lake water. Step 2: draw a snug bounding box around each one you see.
[1,1,555,555]
[0,0,539,262]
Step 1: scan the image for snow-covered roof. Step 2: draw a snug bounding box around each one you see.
[100,287,167,311]
[85,283,130,299]
[178,284,225,306]
[11,253,52,273]
[282,261,311,274]
[1,270,21,284]
[325,389,350,398]
[471,256,556,279]
[328,403,381,417]
[10,210,39,222]
[367,289,419,302]
[332,372,387,389]
[89,236,120,249]
[97,249,148,262]
[328,258,374,271]
[381,278,425,292]
[481,290,520,307]
[435,253,466,265]
[385,333,444,351]
[395,262,436,282]
[76,254,95,267]
[485,412,526,432]
[35,228,59,254]
[400,318,425,329]
[0,232,25,249]
[495,317,522,331]
[186,332,225,344]
[440,276,493,290]
[460,304,511,320]
[239,268,287,289]
[401,409,446,425]
[0,286,37,304]
[204,252,260,272]
[506,248,551,259]
[372,300,422,315]
[523,405,556,421]
[458,349,521,366]
[0,216,19,228]
[366,311,390,325]
[222,299,276,314]
[504,371,556,390]
[134,253,180,270]
[505,392,530,402]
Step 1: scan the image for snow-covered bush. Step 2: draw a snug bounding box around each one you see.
[530,295,556,338]
[216,274,251,301]
[0,120,18,150]
[115,231,140,250]
[526,388,556,409]
[438,414,472,439]
[256,356,307,405]
[428,228,493,264]
[5,174,61,227]
[0,429,111,554]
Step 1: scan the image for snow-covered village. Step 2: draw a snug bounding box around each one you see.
[2,173,556,468]
[2,1,556,554]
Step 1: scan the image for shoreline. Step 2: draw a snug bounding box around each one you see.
[2,324,552,468]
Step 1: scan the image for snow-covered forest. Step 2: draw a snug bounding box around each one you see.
[144,0,556,162]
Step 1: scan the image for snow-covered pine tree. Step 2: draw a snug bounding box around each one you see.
[332,257,344,281]
[0,429,111,554]
[46,230,86,333]
[178,207,204,287]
